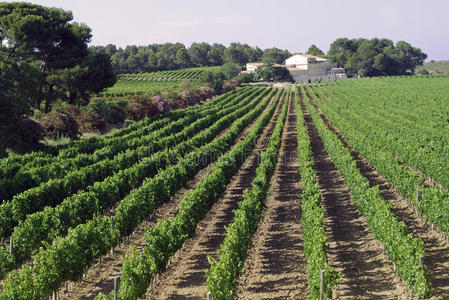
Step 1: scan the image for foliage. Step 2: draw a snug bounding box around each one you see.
[0,2,115,112]
[92,42,289,73]
[0,88,260,279]
[39,111,79,140]
[294,86,340,298]
[302,84,432,298]
[0,53,41,156]
[118,88,277,299]
[220,62,241,79]
[237,72,254,83]
[415,60,449,75]
[314,77,449,255]
[261,47,291,64]
[306,44,325,58]
[0,87,273,298]
[326,38,426,77]
[206,89,287,299]
[254,64,293,82]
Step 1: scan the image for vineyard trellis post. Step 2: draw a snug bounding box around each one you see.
[320,270,325,300]
[114,276,118,300]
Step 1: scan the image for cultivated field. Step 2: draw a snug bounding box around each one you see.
[0,77,449,299]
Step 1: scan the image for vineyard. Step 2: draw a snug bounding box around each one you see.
[117,67,221,81]
[99,67,220,96]
[1,76,449,299]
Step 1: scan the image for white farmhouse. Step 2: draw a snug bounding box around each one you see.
[285,53,347,83]
[245,53,347,83]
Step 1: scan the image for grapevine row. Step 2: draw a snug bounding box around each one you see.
[117,89,283,299]
[0,88,277,299]
[0,88,270,279]
[302,85,432,298]
[205,88,289,300]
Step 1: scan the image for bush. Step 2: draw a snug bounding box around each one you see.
[126,95,159,121]
[8,117,47,153]
[40,111,79,140]
[87,99,127,125]
[238,72,254,83]
[222,79,239,92]
[153,96,170,114]
[77,111,107,132]
[199,86,215,100]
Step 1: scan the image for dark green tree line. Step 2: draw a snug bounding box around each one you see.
[326,38,427,77]
[92,42,291,74]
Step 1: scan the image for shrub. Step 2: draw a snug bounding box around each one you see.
[153,96,170,114]
[222,79,239,92]
[199,86,215,100]
[77,111,107,132]
[126,95,159,121]
[9,117,47,153]
[40,111,79,140]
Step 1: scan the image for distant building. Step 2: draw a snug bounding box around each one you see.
[246,53,347,83]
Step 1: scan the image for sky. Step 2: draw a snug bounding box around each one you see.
[3,0,448,61]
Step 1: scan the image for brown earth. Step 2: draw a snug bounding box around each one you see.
[300,90,411,300]
[235,91,309,299]
[145,91,285,299]
[57,89,278,299]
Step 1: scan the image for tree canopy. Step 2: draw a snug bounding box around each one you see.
[0,2,116,111]
[327,38,427,77]
[92,42,290,73]
[306,44,325,58]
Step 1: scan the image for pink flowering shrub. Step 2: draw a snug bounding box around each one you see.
[153,96,170,114]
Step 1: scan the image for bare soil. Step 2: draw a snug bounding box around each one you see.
[310,91,449,300]
[300,91,410,299]
[235,91,309,299]
[57,90,278,299]
[145,91,285,299]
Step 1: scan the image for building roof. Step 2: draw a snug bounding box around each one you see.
[288,53,328,62]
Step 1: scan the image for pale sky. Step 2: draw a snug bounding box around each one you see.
[3,0,448,60]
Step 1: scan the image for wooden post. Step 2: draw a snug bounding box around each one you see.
[114,276,118,300]
[419,256,423,268]
[9,236,13,255]
[320,270,325,300]
[207,292,212,300]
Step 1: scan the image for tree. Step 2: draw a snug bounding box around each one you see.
[306,44,325,57]
[0,54,40,156]
[220,62,241,79]
[175,48,190,68]
[188,42,211,66]
[327,37,427,77]
[224,43,249,65]
[254,64,292,82]
[200,71,226,94]
[207,43,225,66]
[0,3,115,112]
[262,48,291,64]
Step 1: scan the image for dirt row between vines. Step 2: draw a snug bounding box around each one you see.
[299,89,410,299]
[145,91,286,299]
[309,89,449,299]
[235,91,309,299]
[58,90,279,299]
